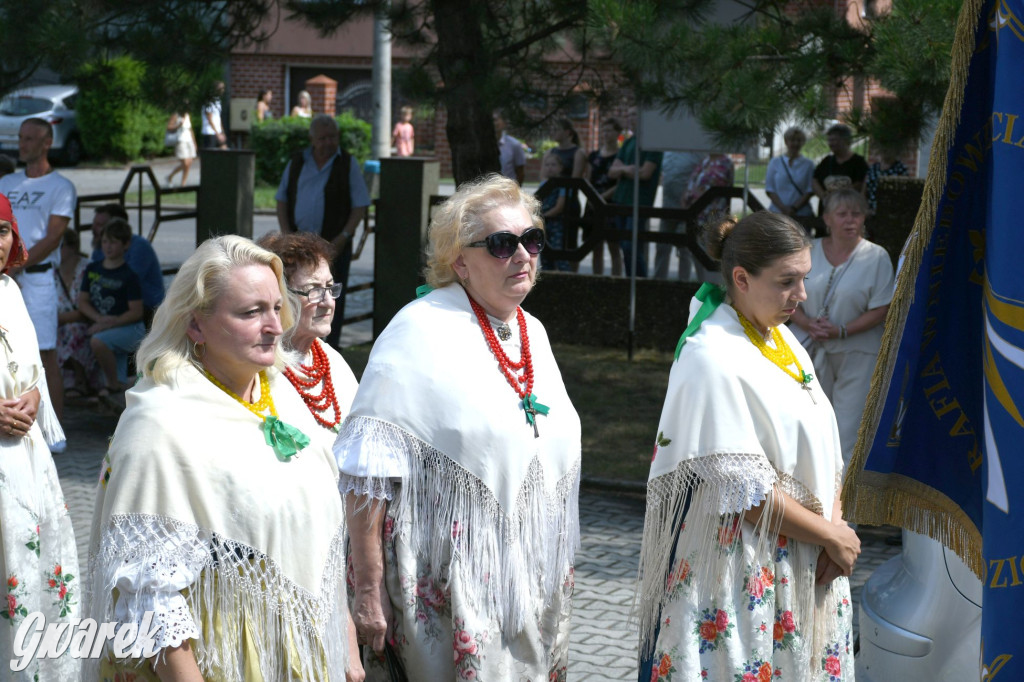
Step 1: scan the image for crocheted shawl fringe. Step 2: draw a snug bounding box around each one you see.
[343,415,580,634]
[86,513,349,682]
[636,454,843,663]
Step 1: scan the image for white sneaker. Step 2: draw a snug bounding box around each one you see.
[49,440,67,454]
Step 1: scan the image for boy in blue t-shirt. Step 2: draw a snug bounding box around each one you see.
[77,218,145,394]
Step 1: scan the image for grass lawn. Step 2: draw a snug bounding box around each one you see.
[136,185,279,210]
[339,342,672,485]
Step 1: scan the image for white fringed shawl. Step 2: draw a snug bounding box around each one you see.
[88,364,349,681]
[637,294,844,655]
[335,284,581,634]
[0,275,63,444]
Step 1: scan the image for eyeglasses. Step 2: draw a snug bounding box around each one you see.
[288,283,343,304]
[467,228,545,259]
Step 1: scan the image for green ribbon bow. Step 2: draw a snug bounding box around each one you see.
[522,393,550,425]
[674,282,726,361]
[262,416,310,460]
[801,370,814,385]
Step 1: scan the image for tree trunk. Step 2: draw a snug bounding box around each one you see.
[432,0,500,185]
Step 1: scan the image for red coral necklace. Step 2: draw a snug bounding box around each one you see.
[467,293,548,437]
[284,340,342,431]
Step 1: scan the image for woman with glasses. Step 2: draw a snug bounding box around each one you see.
[258,231,359,442]
[337,173,581,680]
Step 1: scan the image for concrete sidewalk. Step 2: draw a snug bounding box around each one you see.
[54,402,899,682]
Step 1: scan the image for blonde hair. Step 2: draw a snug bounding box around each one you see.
[424,173,543,288]
[136,235,296,384]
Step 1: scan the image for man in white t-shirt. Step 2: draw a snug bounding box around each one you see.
[201,81,227,149]
[0,118,77,425]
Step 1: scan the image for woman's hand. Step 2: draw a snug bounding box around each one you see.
[0,398,35,438]
[345,611,366,682]
[807,317,837,341]
[351,576,393,656]
[13,387,40,422]
[822,522,861,576]
[815,549,846,585]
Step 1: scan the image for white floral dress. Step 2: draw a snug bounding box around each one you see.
[638,291,853,682]
[0,275,80,680]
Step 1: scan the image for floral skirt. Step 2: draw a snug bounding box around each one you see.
[641,518,854,682]
[359,500,574,681]
[0,426,80,680]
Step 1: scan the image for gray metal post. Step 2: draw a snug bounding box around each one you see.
[371,9,392,160]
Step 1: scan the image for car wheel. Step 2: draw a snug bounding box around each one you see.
[60,133,82,166]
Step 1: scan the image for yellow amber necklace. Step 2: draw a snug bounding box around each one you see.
[737,312,813,387]
[204,369,278,420]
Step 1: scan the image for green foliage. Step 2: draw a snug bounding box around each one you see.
[75,56,166,161]
[249,114,371,186]
[591,0,960,151]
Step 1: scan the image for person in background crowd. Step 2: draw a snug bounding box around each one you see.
[275,114,371,348]
[87,235,359,681]
[0,192,80,679]
[812,123,868,215]
[291,90,313,118]
[863,151,908,214]
[494,109,526,185]
[608,108,662,278]
[637,210,858,682]
[766,127,815,218]
[680,152,734,284]
[165,109,197,188]
[256,89,274,122]
[340,174,579,681]
[654,151,703,280]
[78,218,145,401]
[56,228,103,398]
[90,204,165,326]
[392,105,415,157]
[789,188,893,468]
[583,117,623,276]
[0,118,76,433]
[538,151,570,271]
[201,81,227,150]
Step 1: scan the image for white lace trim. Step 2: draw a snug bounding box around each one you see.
[88,513,349,682]
[337,415,580,634]
[636,452,779,648]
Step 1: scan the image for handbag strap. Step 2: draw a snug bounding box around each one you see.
[819,239,865,317]
[780,156,804,196]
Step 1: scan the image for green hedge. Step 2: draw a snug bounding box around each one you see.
[76,56,165,161]
[250,114,371,186]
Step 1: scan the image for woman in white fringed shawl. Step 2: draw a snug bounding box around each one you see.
[336,174,581,681]
[0,193,79,681]
[637,212,861,682]
[88,235,358,681]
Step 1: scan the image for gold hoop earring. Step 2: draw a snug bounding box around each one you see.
[191,339,205,359]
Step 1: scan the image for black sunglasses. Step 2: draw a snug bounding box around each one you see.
[467,227,545,259]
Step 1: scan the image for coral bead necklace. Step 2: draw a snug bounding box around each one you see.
[284,340,342,431]
[467,293,548,437]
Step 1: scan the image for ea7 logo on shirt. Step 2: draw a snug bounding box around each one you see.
[4,191,47,209]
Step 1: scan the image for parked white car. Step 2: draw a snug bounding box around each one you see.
[0,84,82,165]
[857,530,981,680]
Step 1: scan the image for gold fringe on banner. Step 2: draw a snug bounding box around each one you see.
[841,0,987,578]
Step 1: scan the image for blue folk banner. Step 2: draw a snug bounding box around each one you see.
[843,0,1024,676]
